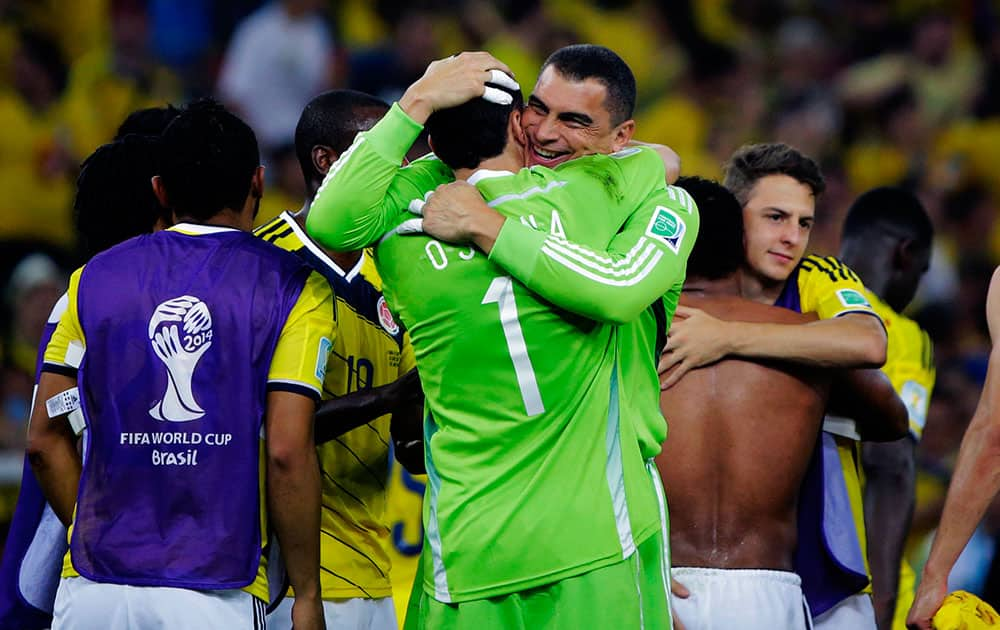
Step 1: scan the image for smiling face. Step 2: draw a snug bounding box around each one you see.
[520,65,634,167]
[741,174,816,286]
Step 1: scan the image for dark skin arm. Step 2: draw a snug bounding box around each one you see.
[25,372,82,526]
[828,368,909,441]
[266,390,325,630]
[864,437,916,630]
[313,368,426,474]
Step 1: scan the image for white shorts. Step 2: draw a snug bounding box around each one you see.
[671,567,811,630]
[52,576,266,629]
[267,595,398,630]
[812,592,876,630]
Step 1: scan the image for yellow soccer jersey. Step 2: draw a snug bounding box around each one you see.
[867,290,936,440]
[385,460,426,623]
[44,225,334,602]
[790,255,882,321]
[256,212,416,600]
[781,255,884,592]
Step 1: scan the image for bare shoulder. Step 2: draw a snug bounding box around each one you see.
[680,294,817,325]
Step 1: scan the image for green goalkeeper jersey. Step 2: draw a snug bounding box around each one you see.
[307,104,698,601]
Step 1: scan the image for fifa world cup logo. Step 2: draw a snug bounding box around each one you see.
[148,296,213,422]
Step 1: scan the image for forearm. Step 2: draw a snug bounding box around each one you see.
[863,439,916,629]
[268,448,322,599]
[829,369,908,441]
[25,373,81,526]
[306,104,424,250]
[921,414,1000,583]
[314,386,394,445]
[728,315,886,368]
[26,431,80,527]
[487,219,685,325]
[391,400,425,475]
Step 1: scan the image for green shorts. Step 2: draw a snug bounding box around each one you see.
[404,462,672,630]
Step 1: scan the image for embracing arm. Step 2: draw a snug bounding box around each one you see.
[661,310,886,388]
[306,53,515,250]
[829,367,908,441]
[422,180,699,325]
[313,368,423,446]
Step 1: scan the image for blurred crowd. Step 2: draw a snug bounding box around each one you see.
[0,0,998,602]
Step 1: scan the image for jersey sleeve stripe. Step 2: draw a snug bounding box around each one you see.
[267,380,321,400]
[542,239,660,279]
[543,235,649,268]
[42,362,78,377]
[540,245,664,286]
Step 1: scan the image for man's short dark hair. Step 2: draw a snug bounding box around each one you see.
[115,105,182,139]
[843,186,933,248]
[723,143,825,207]
[540,44,636,125]
[159,99,260,221]
[295,90,389,186]
[425,84,523,170]
[75,135,169,258]
[677,176,744,281]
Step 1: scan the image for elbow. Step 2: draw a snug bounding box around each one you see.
[600,301,645,326]
[267,439,311,474]
[858,324,888,368]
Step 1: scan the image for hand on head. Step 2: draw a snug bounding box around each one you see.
[400,52,518,124]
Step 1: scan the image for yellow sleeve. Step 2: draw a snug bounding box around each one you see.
[398,331,416,375]
[267,270,336,399]
[43,266,86,372]
[796,255,881,321]
[887,323,936,440]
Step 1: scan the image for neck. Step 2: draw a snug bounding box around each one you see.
[840,240,885,298]
[293,200,363,272]
[684,273,742,297]
[454,149,524,181]
[176,209,247,231]
[739,268,785,304]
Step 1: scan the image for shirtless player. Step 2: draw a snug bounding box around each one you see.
[657,178,906,629]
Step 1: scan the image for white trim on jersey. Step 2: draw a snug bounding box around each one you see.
[605,367,636,559]
[546,235,650,268]
[275,211,365,281]
[467,168,516,185]
[486,180,568,208]
[540,244,665,287]
[169,223,241,235]
[544,238,659,277]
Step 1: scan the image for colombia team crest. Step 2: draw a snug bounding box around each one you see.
[377,296,400,336]
[148,295,213,422]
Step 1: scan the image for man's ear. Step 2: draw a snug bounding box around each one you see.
[251,165,265,199]
[151,175,169,208]
[611,119,636,152]
[894,238,917,272]
[510,109,526,147]
[312,145,337,177]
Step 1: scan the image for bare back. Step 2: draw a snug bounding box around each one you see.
[657,294,829,571]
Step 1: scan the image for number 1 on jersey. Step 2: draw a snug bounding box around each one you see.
[482,276,545,416]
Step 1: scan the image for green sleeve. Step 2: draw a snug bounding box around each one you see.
[305,103,427,250]
[488,184,699,325]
